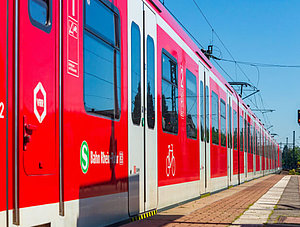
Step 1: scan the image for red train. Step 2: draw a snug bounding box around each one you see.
[0,0,281,226]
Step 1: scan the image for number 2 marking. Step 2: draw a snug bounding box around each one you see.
[0,102,4,119]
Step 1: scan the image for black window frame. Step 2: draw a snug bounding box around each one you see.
[146,35,156,129]
[211,90,219,145]
[220,99,226,147]
[240,115,244,152]
[28,0,52,33]
[200,81,204,142]
[186,69,198,140]
[83,0,121,120]
[161,49,178,134]
[233,109,238,150]
[131,22,142,126]
[248,122,251,154]
[227,104,232,148]
[205,85,210,143]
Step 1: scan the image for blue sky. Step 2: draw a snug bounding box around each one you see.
[162,0,300,147]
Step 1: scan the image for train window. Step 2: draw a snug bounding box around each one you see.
[248,122,250,154]
[258,130,260,156]
[131,22,141,125]
[211,91,219,145]
[256,129,258,155]
[186,69,197,139]
[254,128,256,155]
[227,104,232,148]
[264,137,266,157]
[251,125,254,154]
[259,131,261,156]
[244,118,247,153]
[200,81,204,141]
[260,131,262,156]
[233,110,237,149]
[206,86,210,143]
[162,51,178,134]
[29,0,52,32]
[220,99,226,147]
[240,116,243,152]
[147,36,155,129]
[85,0,116,45]
[251,126,254,154]
[84,0,121,119]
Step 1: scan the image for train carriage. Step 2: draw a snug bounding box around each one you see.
[0,0,281,226]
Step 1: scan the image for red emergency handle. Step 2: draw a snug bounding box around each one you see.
[23,115,37,151]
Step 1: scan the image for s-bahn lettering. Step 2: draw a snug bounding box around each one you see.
[0,102,4,119]
[81,141,124,171]
[33,82,47,123]
[99,151,123,165]
[80,141,89,174]
[91,151,100,164]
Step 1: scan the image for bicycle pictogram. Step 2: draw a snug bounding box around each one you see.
[166,144,176,177]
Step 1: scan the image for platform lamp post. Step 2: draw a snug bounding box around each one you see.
[296,109,300,169]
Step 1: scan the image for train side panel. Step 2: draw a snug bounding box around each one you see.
[0,1,7,225]
[156,24,200,208]
[62,0,129,225]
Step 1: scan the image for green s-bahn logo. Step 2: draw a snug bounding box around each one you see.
[80,141,89,174]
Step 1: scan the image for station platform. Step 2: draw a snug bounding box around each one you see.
[123,173,300,227]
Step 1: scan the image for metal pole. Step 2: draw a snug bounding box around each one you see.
[14,0,20,224]
[59,0,64,216]
[293,131,296,169]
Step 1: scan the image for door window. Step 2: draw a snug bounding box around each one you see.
[205,86,210,142]
[200,81,204,141]
[227,104,232,148]
[131,22,141,125]
[147,36,155,129]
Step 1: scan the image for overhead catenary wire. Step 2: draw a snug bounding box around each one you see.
[191,0,274,127]
[212,56,300,68]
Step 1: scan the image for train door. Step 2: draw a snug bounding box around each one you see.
[199,64,210,194]
[128,0,157,215]
[15,0,59,225]
[227,94,233,187]
[144,2,157,212]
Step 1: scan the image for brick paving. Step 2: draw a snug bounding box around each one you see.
[123,174,283,227]
[232,176,290,226]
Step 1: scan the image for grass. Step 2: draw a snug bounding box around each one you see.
[232,202,255,223]
[200,192,211,198]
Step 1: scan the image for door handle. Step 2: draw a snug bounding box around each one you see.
[23,115,37,150]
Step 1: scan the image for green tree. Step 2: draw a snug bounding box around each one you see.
[282,145,300,170]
